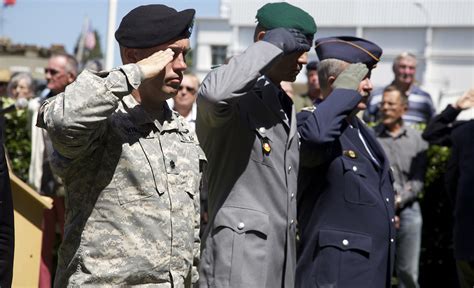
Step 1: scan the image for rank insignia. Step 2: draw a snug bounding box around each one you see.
[263,141,271,154]
[343,150,357,159]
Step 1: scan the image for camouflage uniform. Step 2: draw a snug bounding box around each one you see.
[37,64,204,287]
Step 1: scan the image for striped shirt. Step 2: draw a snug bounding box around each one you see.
[364,84,435,125]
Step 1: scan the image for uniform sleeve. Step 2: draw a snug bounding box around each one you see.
[444,134,460,204]
[37,64,143,160]
[192,146,207,284]
[422,105,461,146]
[297,89,361,167]
[196,41,282,128]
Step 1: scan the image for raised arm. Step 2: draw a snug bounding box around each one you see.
[423,88,474,146]
[37,49,174,160]
[297,63,368,167]
[197,28,311,128]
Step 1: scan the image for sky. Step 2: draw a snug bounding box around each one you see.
[0,0,220,66]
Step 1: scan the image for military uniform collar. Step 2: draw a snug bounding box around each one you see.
[374,122,408,139]
[122,94,187,133]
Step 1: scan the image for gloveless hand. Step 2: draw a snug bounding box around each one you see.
[454,88,474,110]
[137,48,175,80]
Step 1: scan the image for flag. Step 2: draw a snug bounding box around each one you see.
[85,28,96,50]
[3,0,16,7]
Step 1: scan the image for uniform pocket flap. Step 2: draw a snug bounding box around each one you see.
[318,229,372,253]
[213,206,269,235]
[341,157,368,177]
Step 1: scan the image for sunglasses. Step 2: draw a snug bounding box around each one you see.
[44,68,61,76]
[178,85,196,93]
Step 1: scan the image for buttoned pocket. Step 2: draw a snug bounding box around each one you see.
[115,137,164,205]
[210,206,269,287]
[341,157,376,206]
[313,229,372,287]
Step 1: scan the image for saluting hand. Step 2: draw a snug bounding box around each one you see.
[332,63,368,91]
[454,88,474,110]
[137,48,175,80]
[262,28,311,54]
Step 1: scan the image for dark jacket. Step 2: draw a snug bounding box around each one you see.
[424,105,474,261]
[0,117,14,287]
[296,89,396,288]
[446,120,474,261]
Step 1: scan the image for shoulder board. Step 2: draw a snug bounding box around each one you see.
[300,106,316,112]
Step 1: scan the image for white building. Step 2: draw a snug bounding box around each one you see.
[194,0,474,113]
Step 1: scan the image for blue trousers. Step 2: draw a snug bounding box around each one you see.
[396,201,422,288]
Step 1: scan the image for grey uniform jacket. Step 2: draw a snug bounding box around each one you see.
[37,64,204,287]
[197,41,299,288]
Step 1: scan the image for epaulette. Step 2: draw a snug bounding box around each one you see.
[300,106,316,112]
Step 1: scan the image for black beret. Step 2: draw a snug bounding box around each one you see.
[306,61,319,71]
[115,4,195,48]
[315,36,383,69]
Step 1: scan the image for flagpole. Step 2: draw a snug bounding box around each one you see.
[76,16,88,66]
[105,0,117,70]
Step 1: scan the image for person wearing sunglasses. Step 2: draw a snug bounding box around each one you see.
[26,52,79,288]
[169,73,199,132]
[37,4,204,287]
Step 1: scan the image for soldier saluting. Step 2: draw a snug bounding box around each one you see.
[38,5,204,287]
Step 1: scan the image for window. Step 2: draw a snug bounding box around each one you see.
[211,45,227,66]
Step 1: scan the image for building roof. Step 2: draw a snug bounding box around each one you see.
[228,0,474,27]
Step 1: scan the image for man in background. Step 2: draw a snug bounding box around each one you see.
[168,73,199,132]
[293,61,321,112]
[375,85,428,288]
[28,52,78,288]
[364,52,435,125]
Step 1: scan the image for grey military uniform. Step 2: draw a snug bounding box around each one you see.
[197,41,299,288]
[37,64,204,287]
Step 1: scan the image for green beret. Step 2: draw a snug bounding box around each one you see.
[256,2,317,37]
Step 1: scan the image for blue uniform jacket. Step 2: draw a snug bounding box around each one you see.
[296,89,396,288]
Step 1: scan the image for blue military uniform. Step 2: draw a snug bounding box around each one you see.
[296,36,396,288]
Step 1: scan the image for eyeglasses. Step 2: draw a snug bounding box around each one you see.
[44,68,60,76]
[178,85,196,94]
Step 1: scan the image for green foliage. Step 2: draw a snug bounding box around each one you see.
[410,122,451,190]
[2,97,31,182]
[424,145,451,188]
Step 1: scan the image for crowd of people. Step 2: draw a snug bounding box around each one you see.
[0,2,473,288]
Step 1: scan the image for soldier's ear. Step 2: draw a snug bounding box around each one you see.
[328,75,336,88]
[256,30,266,42]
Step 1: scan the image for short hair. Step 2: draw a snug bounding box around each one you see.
[183,73,200,90]
[51,52,79,77]
[317,58,347,92]
[306,61,319,72]
[253,24,266,42]
[7,72,35,98]
[383,85,408,106]
[393,52,417,68]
